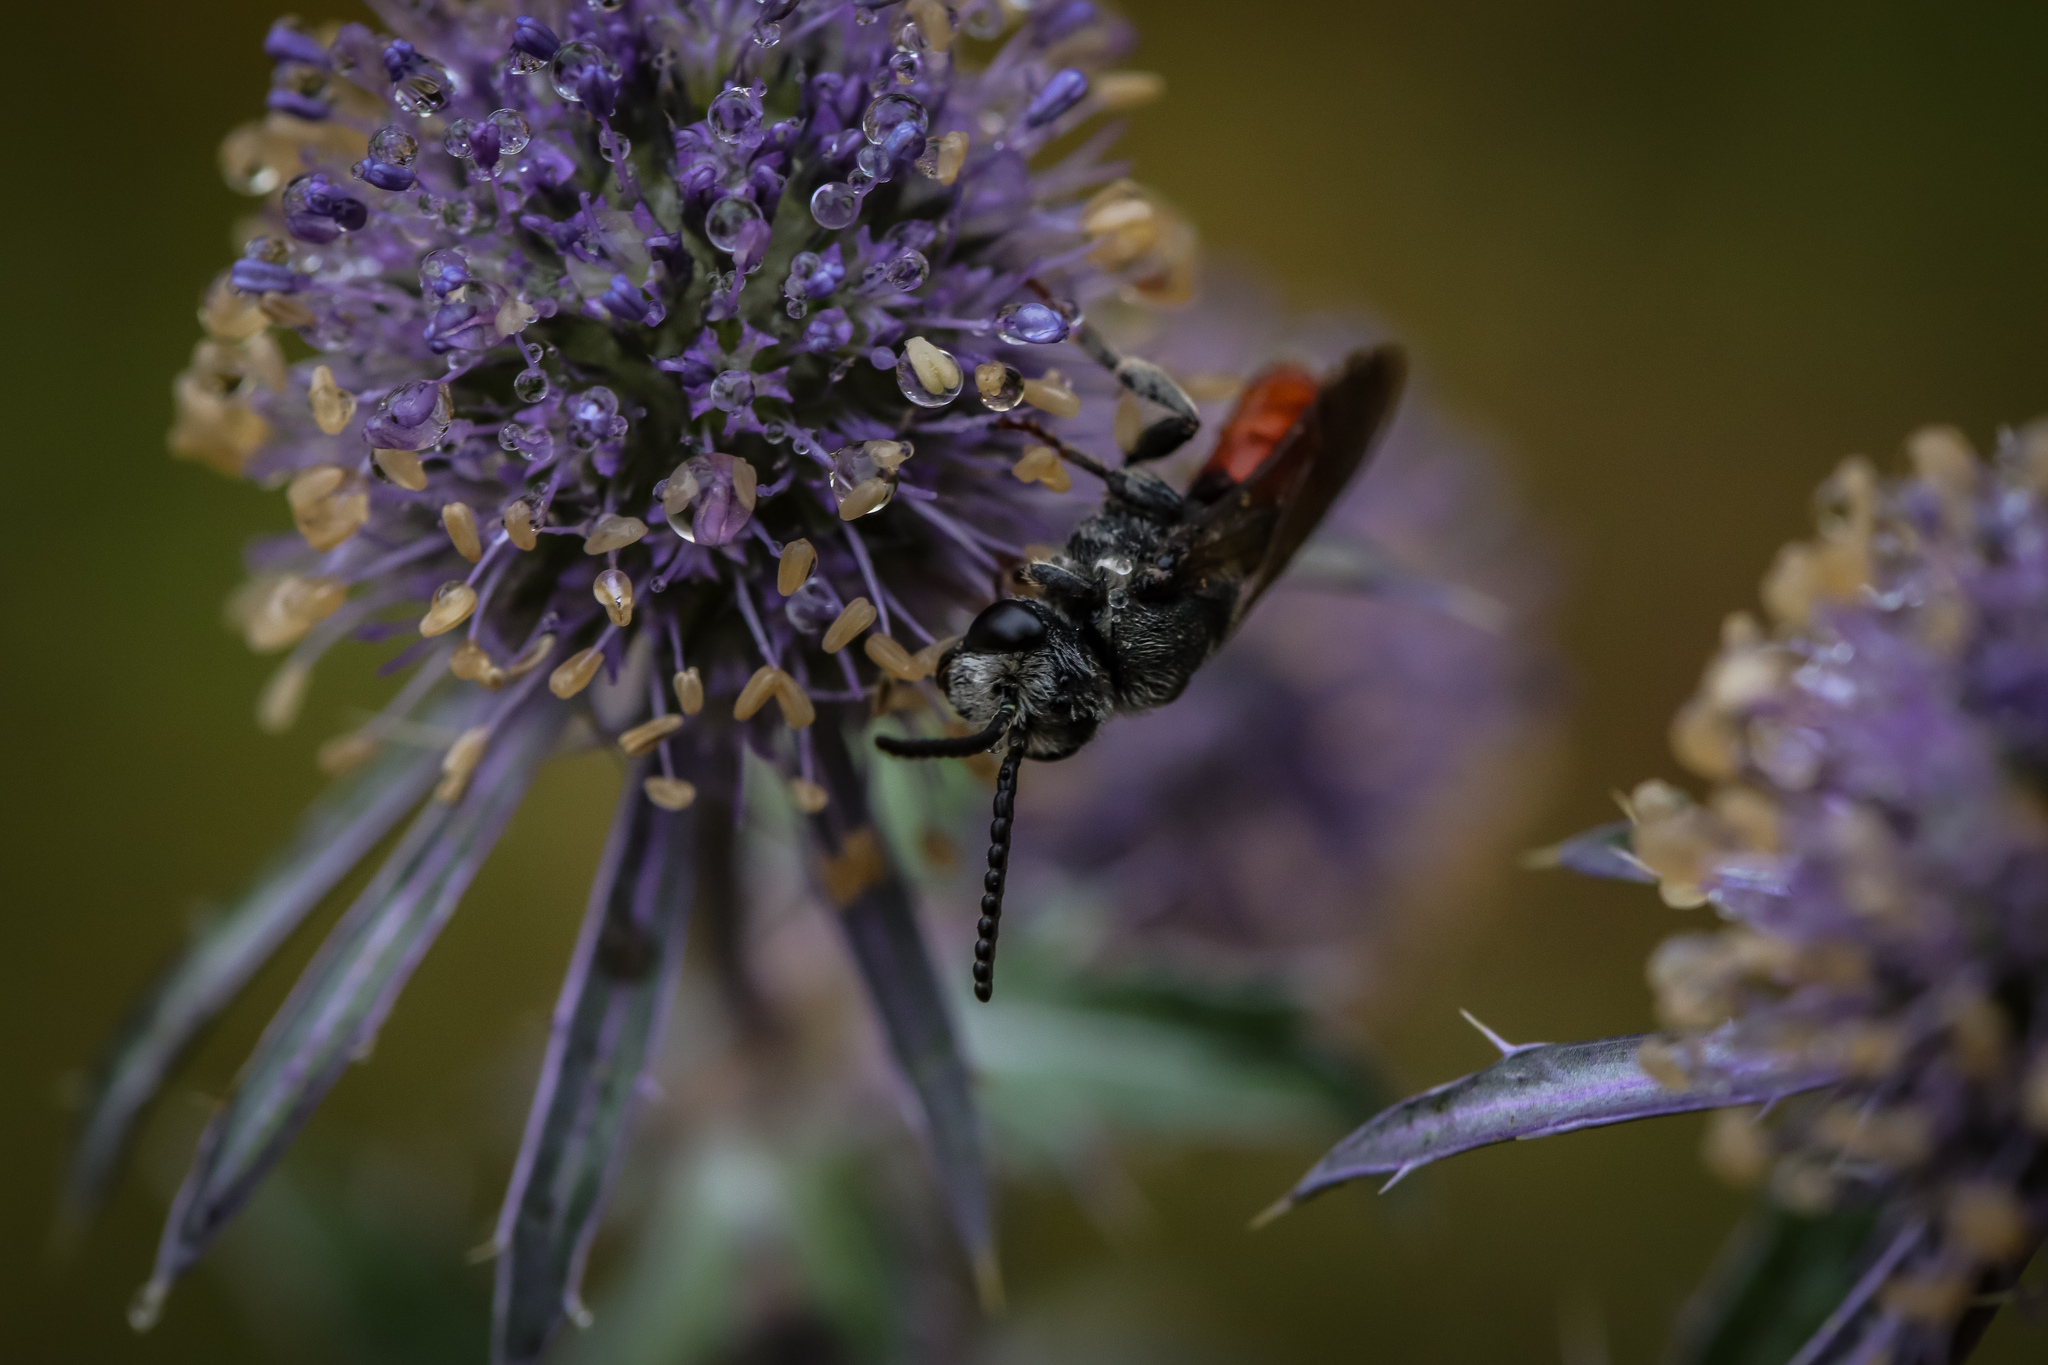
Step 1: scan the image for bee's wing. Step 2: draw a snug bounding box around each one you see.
[1171,345,1407,633]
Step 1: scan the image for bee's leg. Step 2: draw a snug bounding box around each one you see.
[1016,559,1097,606]
[1071,317,1201,463]
[997,417,1186,522]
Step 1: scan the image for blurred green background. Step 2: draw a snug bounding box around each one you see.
[9,1,2048,1360]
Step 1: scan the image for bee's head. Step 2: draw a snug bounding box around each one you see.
[938,598,1103,762]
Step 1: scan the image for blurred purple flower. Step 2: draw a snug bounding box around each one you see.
[1016,276,1558,982]
[1292,425,2048,1364]
[1609,430,2048,1359]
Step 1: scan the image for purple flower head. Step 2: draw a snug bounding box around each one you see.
[135,3,1233,1361]
[1587,433,2048,1358]
[1330,429,2048,1363]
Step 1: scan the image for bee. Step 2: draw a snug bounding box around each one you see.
[877,336,1407,1000]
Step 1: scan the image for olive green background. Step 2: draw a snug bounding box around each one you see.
[9,2,2048,1360]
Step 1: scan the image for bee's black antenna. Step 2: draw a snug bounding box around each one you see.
[873,698,1018,759]
[975,735,1026,1003]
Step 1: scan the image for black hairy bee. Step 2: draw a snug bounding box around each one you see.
[877,339,1406,1000]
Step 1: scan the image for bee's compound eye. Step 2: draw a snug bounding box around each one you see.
[963,599,1046,654]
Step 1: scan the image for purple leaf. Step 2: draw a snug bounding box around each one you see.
[1264,1032,1838,1219]
[809,723,998,1306]
[136,705,565,1324]
[492,762,697,1365]
[1522,820,1656,884]
[66,702,475,1225]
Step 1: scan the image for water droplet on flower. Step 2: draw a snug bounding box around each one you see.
[598,127,632,163]
[846,165,877,193]
[392,61,453,116]
[863,248,929,294]
[487,108,531,156]
[763,420,790,443]
[593,568,634,626]
[753,21,781,45]
[567,386,625,450]
[439,197,481,235]
[512,368,550,403]
[707,86,764,144]
[786,296,809,319]
[854,6,877,24]
[709,369,755,412]
[550,40,621,103]
[419,248,469,297]
[510,49,548,74]
[996,300,1070,344]
[810,182,861,229]
[705,195,764,253]
[444,118,476,159]
[499,419,553,461]
[587,0,624,11]
[369,127,419,167]
[862,92,929,144]
[975,361,1026,411]
[897,337,963,407]
[829,443,901,517]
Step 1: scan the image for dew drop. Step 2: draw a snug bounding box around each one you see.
[550,40,620,103]
[444,118,476,160]
[487,108,531,156]
[753,21,781,45]
[393,62,453,116]
[995,300,1069,345]
[499,420,553,461]
[598,127,632,163]
[897,337,963,407]
[439,197,481,234]
[708,369,755,412]
[369,126,419,167]
[863,248,929,294]
[810,181,860,229]
[512,368,550,403]
[509,49,548,74]
[975,361,1026,411]
[829,444,900,517]
[862,92,929,144]
[707,86,764,144]
[705,195,764,253]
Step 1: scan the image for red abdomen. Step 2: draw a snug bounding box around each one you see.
[1197,364,1320,491]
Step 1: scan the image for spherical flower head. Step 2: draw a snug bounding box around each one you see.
[174,0,1186,800]
[123,3,1214,1355]
[1627,425,2048,1349]
[1014,278,1556,983]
